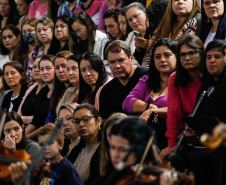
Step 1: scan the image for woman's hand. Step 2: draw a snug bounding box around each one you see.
[9,162,29,185]
[140,109,152,123]
[3,134,16,149]
[212,122,226,147]
[159,147,175,160]
[135,37,150,50]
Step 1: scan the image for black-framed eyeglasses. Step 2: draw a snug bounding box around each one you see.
[179,50,197,60]
[72,116,96,124]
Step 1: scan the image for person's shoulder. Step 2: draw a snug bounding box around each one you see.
[95,30,107,40]
[135,66,149,75]
[30,0,40,6]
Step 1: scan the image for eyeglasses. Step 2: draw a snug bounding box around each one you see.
[55,115,73,122]
[72,116,96,124]
[179,50,197,60]
[72,28,83,36]
[203,0,222,8]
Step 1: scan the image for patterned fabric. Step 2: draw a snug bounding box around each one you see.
[57,0,81,17]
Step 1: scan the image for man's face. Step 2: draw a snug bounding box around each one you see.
[107,49,134,79]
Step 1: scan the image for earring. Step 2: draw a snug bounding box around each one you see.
[97,126,101,130]
[207,17,210,23]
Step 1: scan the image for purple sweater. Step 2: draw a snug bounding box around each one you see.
[122,75,167,114]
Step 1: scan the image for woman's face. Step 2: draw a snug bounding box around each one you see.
[73,108,101,140]
[4,120,23,144]
[203,0,224,20]
[172,0,193,17]
[104,17,121,39]
[2,29,20,51]
[179,44,201,71]
[54,57,68,83]
[0,0,10,17]
[39,60,55,84]
[59,108,77,139]
[80,59,99,88]
[109,135,136,169]
[126,7,146,34]
[118,14,127,35]
[154,45,176,76]
[71,20,88,41]
[4,66,22,88]
[54,19,69,42]
[36,23,53,44]
[22,23,35,36]
[16,0,29,16]
[206,48,225,81]
[66,59,79,86]
[32,57,42,82]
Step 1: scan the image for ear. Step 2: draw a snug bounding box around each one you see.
[130,54,134,64]
[59,141,64,150]
[97,117,102,130]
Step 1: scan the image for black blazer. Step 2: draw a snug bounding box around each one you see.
[1,84,28,112]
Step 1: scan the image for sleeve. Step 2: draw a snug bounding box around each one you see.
[122,75,149,114]
[27,1,35,18]
[165,73,183,147]
[182,13,201,37]
[99,85,111,119]
[98,2,107,31]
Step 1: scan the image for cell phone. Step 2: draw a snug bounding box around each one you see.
[133,31,142,37]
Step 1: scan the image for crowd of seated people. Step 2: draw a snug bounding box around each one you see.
[0,0,226,185]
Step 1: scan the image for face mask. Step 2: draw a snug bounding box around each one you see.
[23,32,35,44]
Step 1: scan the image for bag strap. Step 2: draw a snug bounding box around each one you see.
[145,94,153,111]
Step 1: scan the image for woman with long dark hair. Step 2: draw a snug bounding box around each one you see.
[48,15,70,55]
[160,34,204,159]
[69,11,108,60]
[1,111,40,157]
[123,38,177,149]
[0,25,20,69]
[77,52,112,110]
[0,0,20,30]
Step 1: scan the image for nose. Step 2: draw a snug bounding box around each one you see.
[58,66,64,73]
[10,130,16,137]
[106,27,111,34]
[160,56,166,62]
[185,54,190,60]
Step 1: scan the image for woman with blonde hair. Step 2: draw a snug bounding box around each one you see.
[27,17,54,80]
[143,0,201,67]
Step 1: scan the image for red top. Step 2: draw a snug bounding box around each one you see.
[166,72,201,147]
